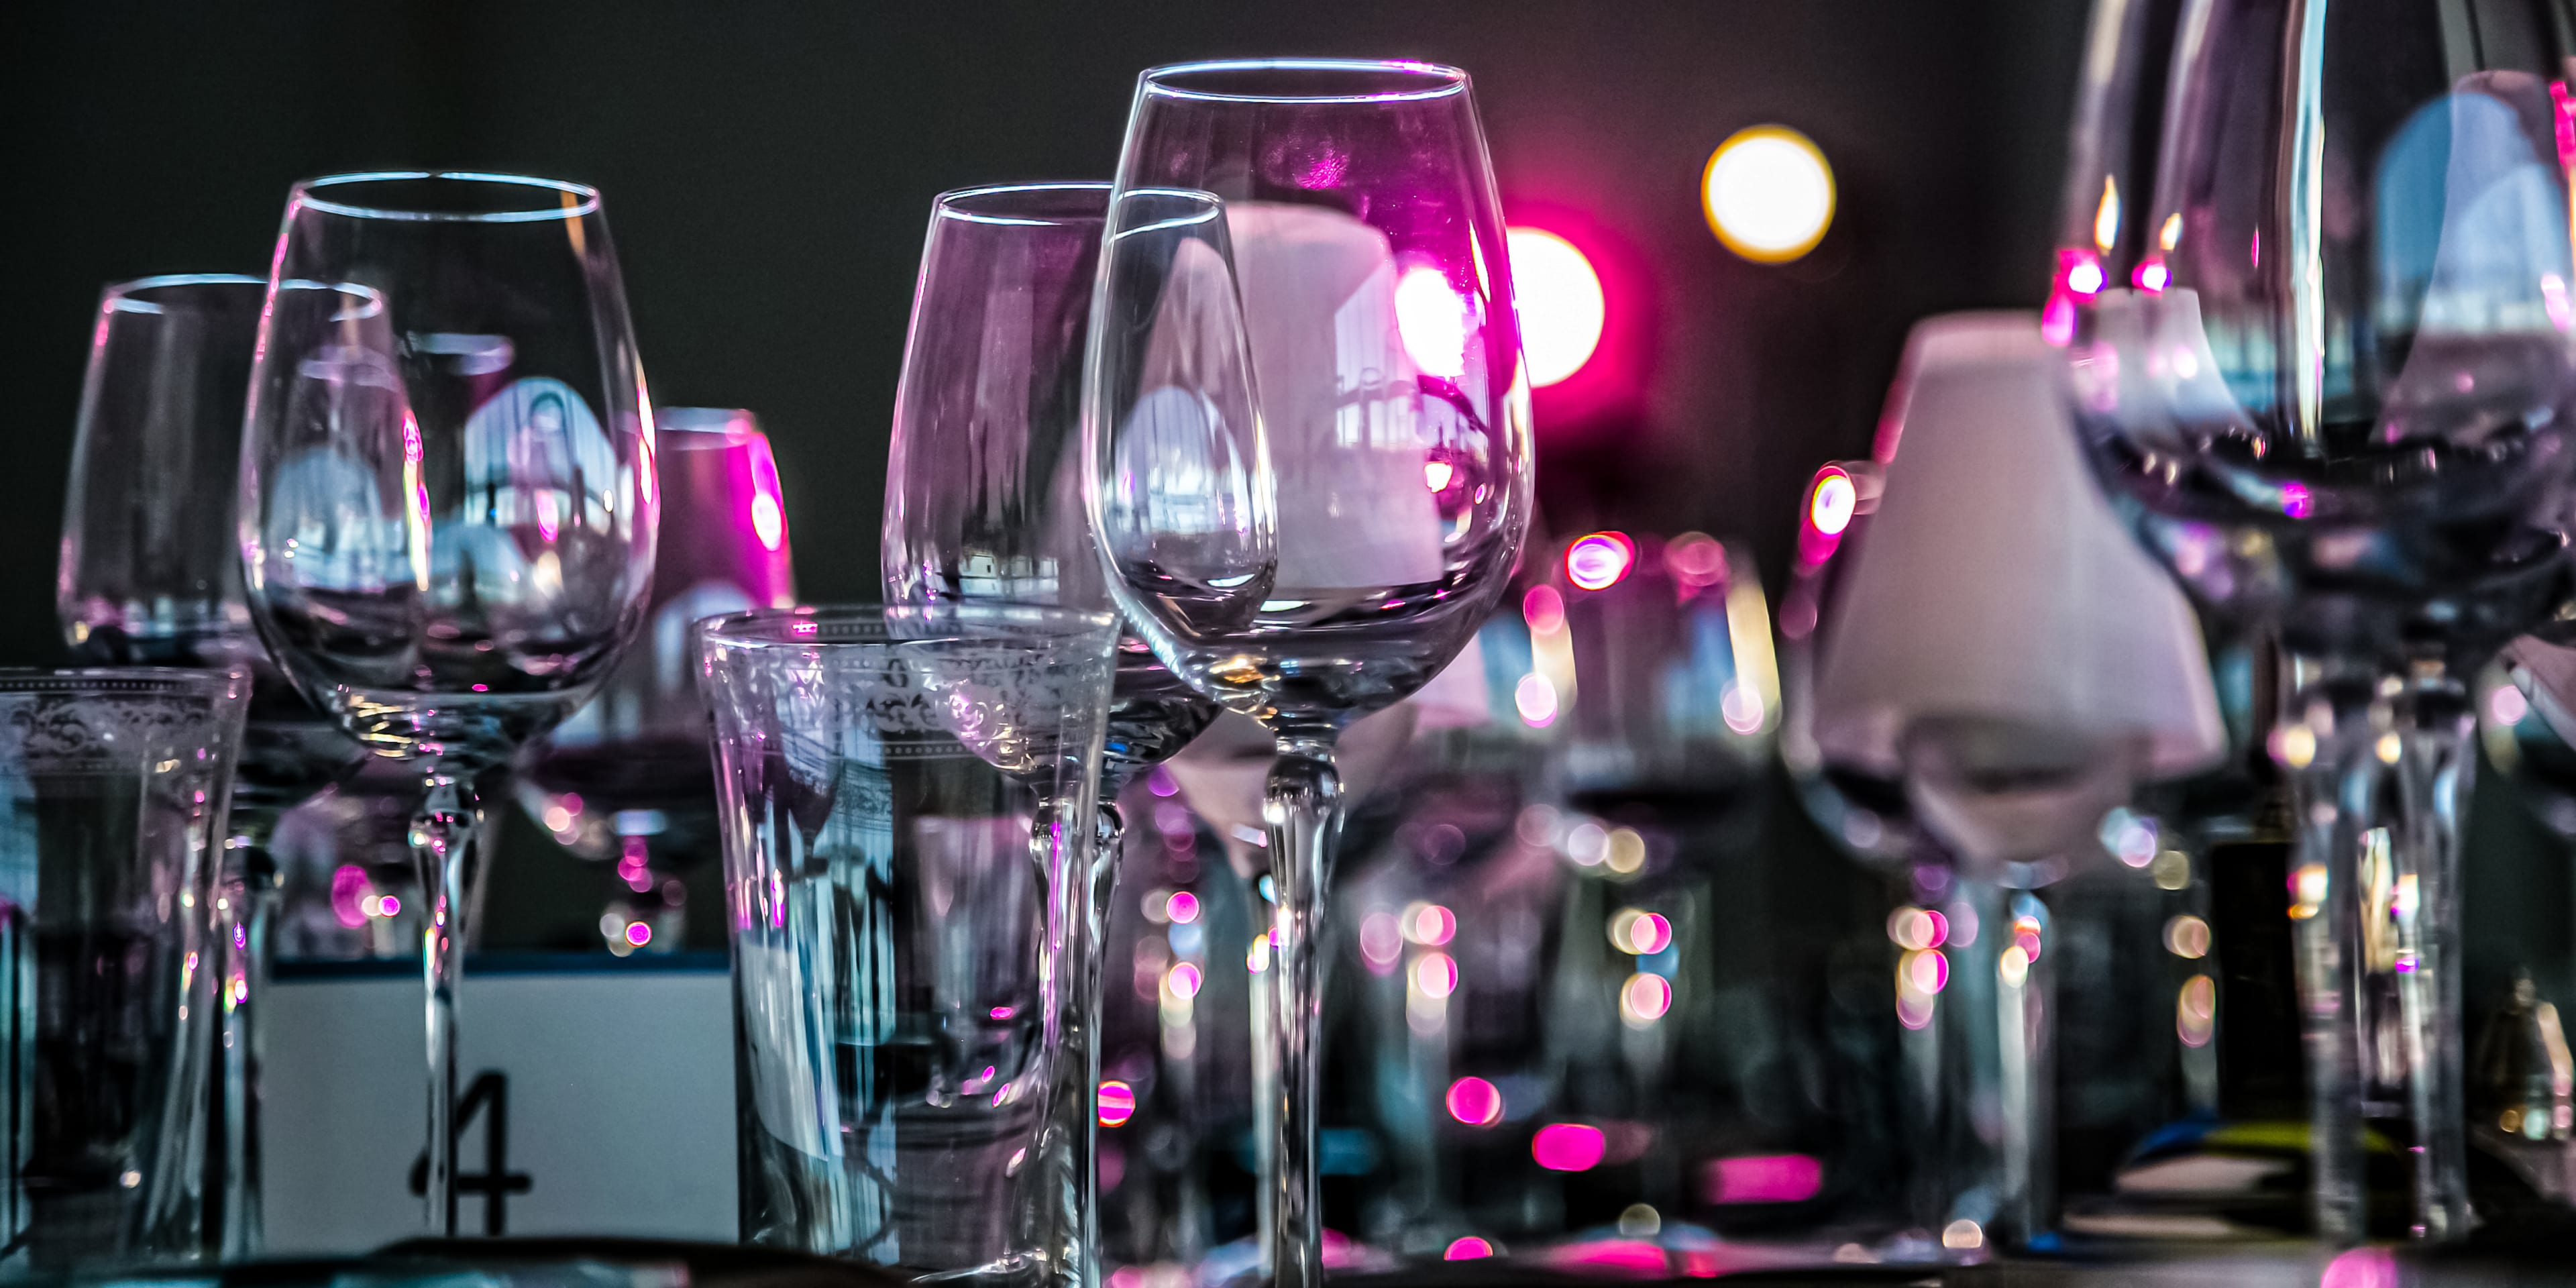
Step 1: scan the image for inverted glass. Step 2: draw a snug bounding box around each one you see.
[702,604,1116,1281]
[237,171,657,1233]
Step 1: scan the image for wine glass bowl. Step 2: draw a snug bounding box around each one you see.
[1090,60,1534,1288]
[236,171,655,1233]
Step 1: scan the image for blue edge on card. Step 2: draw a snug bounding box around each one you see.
[274,949,729,981]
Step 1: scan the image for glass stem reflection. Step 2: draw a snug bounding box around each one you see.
[1028,794,1124,1288]
[412,769,487,1238]
[2282,663,2471,1242]
[1263,739,1340,1288]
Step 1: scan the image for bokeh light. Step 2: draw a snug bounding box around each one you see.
[1405,902,1457,947]
[1413,952,1460,999]
[1808,468,1858,537]
[1703,125,1835,263]
[1445,1237,1495,1260]
[1515,674,1560,728]
[1097,1080,1136,1128]
[2178,974,2216,1048]
[1506,227,1606,386]
[2163,914,2212,959]
[1395,266,1470,378]
[1165,890,1199,924]
[1703,1153,1824,1204]
[1619,972,1673,1026]
[1359,910,1403,973]
[1532,1122,1608,1171]
[1566,531,1637,591]
[1446,1076,1504,1126]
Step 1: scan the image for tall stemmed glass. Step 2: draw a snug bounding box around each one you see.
[58,274,367,1253]
[2058,0,2576,1242]
[883,182,1224,1286]
[1089,62,1534,1288]
[237,173,657,1234]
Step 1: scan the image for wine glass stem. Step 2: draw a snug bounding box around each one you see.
[1263,737,1340,1288]
[2283,665,2472,1242]
[1028,793,1123,1288]
[413,769,485,1238]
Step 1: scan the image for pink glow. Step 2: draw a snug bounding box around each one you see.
[1395,266,1470,379]
[1627,912,1672,955]
[1446,1076,1504,1126]
[2321,1247,2398,1288]
[989,1006,1014,1020]
[1523,584,1566,633]
[1445,1237,1495,1261]
[1166,961,1203,1000]
[1098,1080,1136,1127]
[330,865,371,928]
[2059,248,2104,299]
[1359,910,1403,973]
[1424,460,1455,492]
[2133,258,2169,292]
[1703,1153,1823,1203]
[625,921,653,947]
[2282,481,2313,519]
[1532,1122,1607,1171]
[1507,227,1607,387]
[1515,674,1560,728]
[2555,80,2576,164]
[1409,903,1456,947]
[2041,290,2078,347]
[751,492,784,551]
[378,895,401,917]
[1566,531,1637,591]
[1546,1240,1668,1277]
[1165,890,1201,924]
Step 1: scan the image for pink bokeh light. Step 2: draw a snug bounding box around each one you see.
[1446,1076,1503,1126]
[1702,1153,1823,1204]
[1532,1122,1607,1171]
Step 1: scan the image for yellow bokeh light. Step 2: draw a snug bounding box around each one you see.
[1703,125,1835,264]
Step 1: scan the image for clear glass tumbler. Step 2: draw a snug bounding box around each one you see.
[0,668,248,1273]
[703,604,1117,1282]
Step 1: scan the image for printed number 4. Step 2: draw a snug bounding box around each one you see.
[408,1071,535,1234]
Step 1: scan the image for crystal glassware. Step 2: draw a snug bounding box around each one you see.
[1088,62,1536,1288]
[883,182,1226,1285]
[522,407,794,951]
[0,667,248,1271]
[235,172,657,1233]
[56,272,366,1252]
[702,604,1117,1275]
[2057,0,2576,1241]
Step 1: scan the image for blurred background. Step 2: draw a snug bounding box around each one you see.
[19,0,2576,1265]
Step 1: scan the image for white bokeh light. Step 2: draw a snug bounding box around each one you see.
[1703,125,1835,263]
[1505,227,1606,386]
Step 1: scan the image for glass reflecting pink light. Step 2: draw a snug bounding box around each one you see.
[1532,1122,1607,1171]
[1447,1076,1504,1126]
[330,865,370,928]
[1395,266,1470,379]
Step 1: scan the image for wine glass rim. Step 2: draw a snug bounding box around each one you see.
[0,667,248,698]
[657,407,765,446]
[702,603,1118,651]
[293,171,602,223]
[1141,58,1468,104]
[103,273,267,315]
[936,182,1112,227]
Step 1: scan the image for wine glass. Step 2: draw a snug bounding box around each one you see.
[883,182,1227,1283]
[57,272,368,1252]
[1088,61,1535,1288]
[236,172,657,1234]
[523,407,794,951]
[2057,0,2576,1241]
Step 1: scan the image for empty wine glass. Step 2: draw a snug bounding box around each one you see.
[2058,0,2576,1241]
[236,172,657,1233]
[883,182,1226,1284]
[523,407,795,951]
[57,272,367,1252]
[1089,61,1535,1288]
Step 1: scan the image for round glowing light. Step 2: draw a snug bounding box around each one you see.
[2492,684,2532,727]
[2065,257,2106,296]
[750,492,785,551]
[2177,973,2216,1047]
[1998,945,2032,988]
[1941,1220,1984,1251]
[1664,531,1727,586]
[1165,962,1203,1001]
[379,894,400,916]
[1703,125,1836,263]
[1565,820,1608,866]
[625,920,653,947]
[1406,902,1457,947]
[1423,460,1455,492]
[1247,934,1271,973]
[1395,266,1470,379]
[361,895,384,918]
[1610,909,1672,955]
[1514,674,1560,728]
[1098,1080,1136,1127]
[1807,469,1858,537]
[1413,951,1459,999]
[1505,227,1605,386]
[1165,890,1200,925]
[1532,1122,1607,1171]
[1900,948,1949,995]
[2165,914,2212,959]
[1619,972,1673,1026]
[1603,826,1648,875]
[1522,584,1568,634]
[1446,1075,1505,1126]
[1565,531,1637,591]
[1445,1237,1495,1260]
[2134,258,2169,292]
[1359,910,1403,971]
